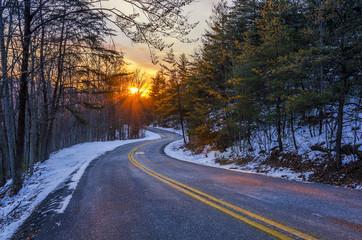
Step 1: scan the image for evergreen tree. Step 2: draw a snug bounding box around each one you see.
[150,0,362,174]
[317,0,361,169]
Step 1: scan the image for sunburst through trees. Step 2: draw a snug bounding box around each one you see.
[107,69,152,140]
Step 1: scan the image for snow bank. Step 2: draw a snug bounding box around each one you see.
[154,126,184,135]
[165,139,224,168]
[0,131,161,240]
[165,138,312,182]
[162,118,362,187]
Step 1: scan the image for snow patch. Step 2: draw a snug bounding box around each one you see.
[55,195,73,214]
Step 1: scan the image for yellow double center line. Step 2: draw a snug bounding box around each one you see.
[128,139,317,240]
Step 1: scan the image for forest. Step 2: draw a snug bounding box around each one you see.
[0,0,194,193]
[150,0,361,186]
[0,0,361,193]
[0,1,361,238]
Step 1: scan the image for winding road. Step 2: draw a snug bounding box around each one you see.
[12,128,362,240]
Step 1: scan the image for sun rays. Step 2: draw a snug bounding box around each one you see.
[128,87,150,97]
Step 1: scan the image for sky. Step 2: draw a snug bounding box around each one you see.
[104,0,222,76]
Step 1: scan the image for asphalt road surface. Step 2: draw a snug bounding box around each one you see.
[12,128,362,240]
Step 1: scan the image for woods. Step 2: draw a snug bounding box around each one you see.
[151,0,361,178]
[1,1,361,239]
[0,0,360,193]
[0,0,195,192]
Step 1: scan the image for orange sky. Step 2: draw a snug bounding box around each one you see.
[103,0,224,78]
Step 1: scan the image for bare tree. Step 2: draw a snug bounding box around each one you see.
[0,0,197,192]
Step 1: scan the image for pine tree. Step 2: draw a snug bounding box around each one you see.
[317,0,362,169]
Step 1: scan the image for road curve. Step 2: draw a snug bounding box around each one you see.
[12,128,362,240]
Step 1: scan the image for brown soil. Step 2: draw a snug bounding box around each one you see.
[263,152,317,173]
[310,158,362,188]
[261,151,362,188]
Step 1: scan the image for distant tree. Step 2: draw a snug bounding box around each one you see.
[156,50,189,144]
[150,70,167,124]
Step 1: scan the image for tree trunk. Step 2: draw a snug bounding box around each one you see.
[318,109,323,135]
[335,95,344,170]
[39,4,49,163]
[0,103,7,186]
[0,147,3,186]
[291,113,298,151]
[276,97,283,151]
[335,4,348,171]
[14,0,32,193]
[177,85,187,144]
[1,1,16,189]
[44,12,66,159]
[28,54,37,175]
[335,67,348,170]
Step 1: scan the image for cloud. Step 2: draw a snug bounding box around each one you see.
[123,56,160,76]
[107,0,230,76]
[137,47,148,52]
[114,42,129,51]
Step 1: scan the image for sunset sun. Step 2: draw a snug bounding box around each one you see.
[128,87,150,97]
[129,87,139,95]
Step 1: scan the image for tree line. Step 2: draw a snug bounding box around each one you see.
[0,0,195,192]
[151,0,361,171]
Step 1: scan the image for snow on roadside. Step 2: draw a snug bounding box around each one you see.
[0,131,161,240]
[165,139,310,182]
[165,139,223,168]
[160,123,361,188]
[154,127,184,135]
